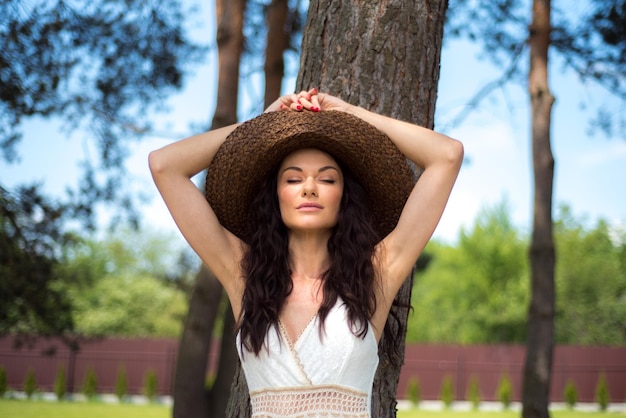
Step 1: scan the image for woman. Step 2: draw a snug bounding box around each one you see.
[149,89,463,416]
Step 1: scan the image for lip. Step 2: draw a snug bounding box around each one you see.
[296,202,323,210]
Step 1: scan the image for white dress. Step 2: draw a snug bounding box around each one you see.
[237,298,379,417]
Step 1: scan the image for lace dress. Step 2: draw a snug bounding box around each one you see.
[237,299,379,417]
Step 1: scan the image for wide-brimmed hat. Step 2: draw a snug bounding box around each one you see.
[205,110,416,243]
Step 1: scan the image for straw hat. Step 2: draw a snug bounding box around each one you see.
[205,110,416,243]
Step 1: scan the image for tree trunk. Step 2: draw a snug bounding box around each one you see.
[522,1,555,418]
[173,266,222,418]
[264,0,290,108]
[298,1,448,415]
[173,1,246,417]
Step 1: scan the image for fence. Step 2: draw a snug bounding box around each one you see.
[1,336,625,402]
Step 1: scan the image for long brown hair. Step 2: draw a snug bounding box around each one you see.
[237,156,382,355]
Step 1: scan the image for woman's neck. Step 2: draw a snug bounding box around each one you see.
[288,232,331,281]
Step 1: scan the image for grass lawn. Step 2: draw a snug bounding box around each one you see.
[398,410,623,418]
[0,398,171,418]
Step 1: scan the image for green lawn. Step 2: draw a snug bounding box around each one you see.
[398,410,622,418]
[0,398,171,418]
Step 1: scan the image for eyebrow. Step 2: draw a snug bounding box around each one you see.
[281,165,339,174]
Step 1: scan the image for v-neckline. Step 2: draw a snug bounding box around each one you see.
[278,313,318,348]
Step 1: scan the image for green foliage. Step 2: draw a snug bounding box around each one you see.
[82,368,98,400]
[564,379,578,409]
[407,201,626,346]
[554,206,626,345]
[0,185,76,336]
[53,365,67,401]
[143,370,158,402]
[61,229,193,337]
[406,377,421,407]
[23,368,37,399]
[496,373,512,410]
[408,200,529,343]
[115,366,128,402]
[0,366,7,396]
[594,373,609,411]
[440,375,454,409]
[466,375,481,410]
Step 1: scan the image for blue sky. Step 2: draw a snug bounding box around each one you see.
[2,1,624,245]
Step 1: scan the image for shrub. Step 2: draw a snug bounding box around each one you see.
[406,376,421,407]
[466,375,481,410]
[440,375,454,409]
[0,366,7,397]
[497,373,512,410]
[143,369,158,402]
[23,368,37,399]
[595,372,610,411]
[563,379,578,409]
[53,365,67,401]
[115,366,128,402]
[82,367,98,400]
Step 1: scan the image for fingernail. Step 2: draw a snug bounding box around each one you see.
[311,106,319,112]
[296,105,302,110]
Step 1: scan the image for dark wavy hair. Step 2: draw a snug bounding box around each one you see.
[237,154,390,356]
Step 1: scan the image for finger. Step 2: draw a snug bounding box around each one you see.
[290,102,303,111]
[310,94,321,112]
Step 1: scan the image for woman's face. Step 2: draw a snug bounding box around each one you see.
[277,148,344,234]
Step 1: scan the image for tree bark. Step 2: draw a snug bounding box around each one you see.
[264,0,290,108]
[298,1,448,415]
[522,1,555,418]
[173,1,246,417]
[173,266,222,418]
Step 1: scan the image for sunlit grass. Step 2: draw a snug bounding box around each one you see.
[397,408,623,418]
[0,398,171,418]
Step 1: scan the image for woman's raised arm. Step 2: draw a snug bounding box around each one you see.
[148,124,245,309]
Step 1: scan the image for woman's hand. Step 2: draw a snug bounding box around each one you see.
[264,88,351,114]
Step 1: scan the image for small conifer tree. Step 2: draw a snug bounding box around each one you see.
[0,366,7,397]
[440,375,454,409]
[53,365,67,401]
[496,373,513,410]
[82,367,98,400]
[115,366,128,402]
[466,375,481,410]
[564,379,578,409]
[406,376,421,408]
[595,372,610,411]
[143,369,158,402]
[23,368,37,399]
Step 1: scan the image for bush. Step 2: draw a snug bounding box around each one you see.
[23,368,37,399]
[143,369,158,402]
[466,375,481,410]
[440,375,454,409]
[115,366,128,402]
[0,366,7,397]
[595,372,610,411]
[53,365,67,401]
[82,367,98,400]
[497,373,512,410]
[564,379,578,409]
[406,376,421,407]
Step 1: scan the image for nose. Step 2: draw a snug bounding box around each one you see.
[302,177,317,197]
